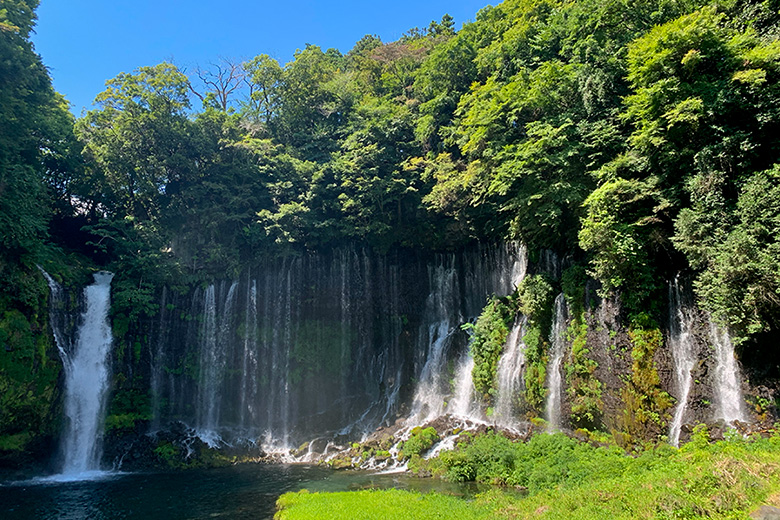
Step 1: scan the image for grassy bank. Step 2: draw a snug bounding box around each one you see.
[275,429,780,519]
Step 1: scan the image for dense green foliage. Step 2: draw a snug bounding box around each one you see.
[0,308,60,456]
[465,296,515,400]
[6,0,780,338]
[518,275,556,412]
[43,0,780,333]
[0,0,75,460]
[565,317,603,429]
[399,426,440,460]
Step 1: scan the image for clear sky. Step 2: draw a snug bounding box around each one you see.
[31,0,492,115]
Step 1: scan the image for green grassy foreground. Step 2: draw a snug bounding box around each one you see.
[275,430,780,519]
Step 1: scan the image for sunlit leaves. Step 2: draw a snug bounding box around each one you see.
[580,178,663,304]
[685,166,780,341]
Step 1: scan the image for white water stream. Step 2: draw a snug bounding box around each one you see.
[667,277,697,447]
[43,271,115,477]
[493,316,527,428]
[710,323,748,425]
[545,294,568,431]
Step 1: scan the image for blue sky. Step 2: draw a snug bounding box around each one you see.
[32,1,492,114]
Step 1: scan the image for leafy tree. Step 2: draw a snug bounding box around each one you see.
[275,45,352,160]
[76,63,194,221]
[242,54,283,127]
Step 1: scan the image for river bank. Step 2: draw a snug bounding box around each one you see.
[276,428,780,519]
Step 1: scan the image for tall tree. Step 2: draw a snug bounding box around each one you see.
[76,62,194,221]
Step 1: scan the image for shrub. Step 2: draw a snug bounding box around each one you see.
[400,427,439,459]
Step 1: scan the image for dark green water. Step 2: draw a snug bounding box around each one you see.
[0,465,487,519]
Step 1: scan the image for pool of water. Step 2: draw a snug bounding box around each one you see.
[0,464,489,519]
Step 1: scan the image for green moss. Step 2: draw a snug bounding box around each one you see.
[112,313,131,341]
[0,304,60,455]
[614,313,673,448]
[153,439,235,469]
[523,323,548,412]
[105,387,152,432]
[561,264,589,317]
[407,453,446,476]
[327,454,355,470]
[133,341,142,364]
[0,432,32,452]
[565,317,603,429]
[400,426,440,459]
[154,441,184,468]
[288,320,352,384]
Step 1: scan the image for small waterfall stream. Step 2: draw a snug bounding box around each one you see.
[196,282,239,446]
[492,246,528,428]
[448,355,480,419]
[407,261,460,424]
[668,277,697,447]
[494,316,527,428]
[239,278,259,432]
[710,323,748,425]
[43,271,115,477]
[545,294,568,431]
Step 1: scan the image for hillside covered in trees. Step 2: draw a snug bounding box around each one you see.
[1,0,780,462]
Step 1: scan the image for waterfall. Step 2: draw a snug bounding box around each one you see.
[40,269,68,360]
[493,246,528,428]
[408,244,527,426]
[239,278,259,431]
[45,271,115,477]
[408,260,460,424]
[196,282,238,446]
[493,316,527,428]
[148,244,524,448]
[710,323,748,425]
[509,244,528,290]
[545,294,568,431]
[448,355,480,419]
[149,287,167,432]
[667,277,697,447]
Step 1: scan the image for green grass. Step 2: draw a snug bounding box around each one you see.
[275,430,780,519]
[275,488,496,519]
